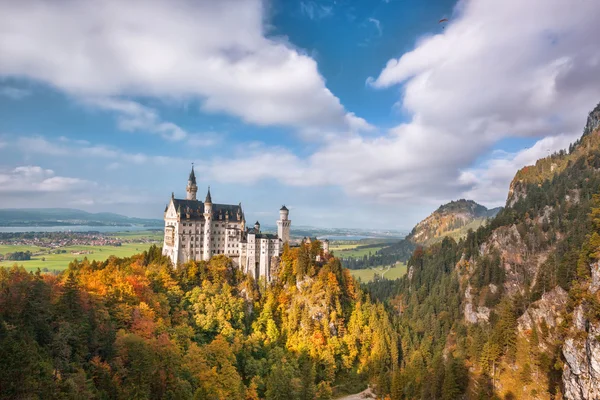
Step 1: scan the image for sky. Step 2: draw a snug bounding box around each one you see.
[1,0,600,230]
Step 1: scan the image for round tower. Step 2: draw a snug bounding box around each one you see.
[254,220,260,232]
[277,205,291,244]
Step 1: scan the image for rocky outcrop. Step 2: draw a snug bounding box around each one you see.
[562,309,600,400]
[464,284,490,324]
[517,286,568,334]
[562,263,600,400]
[590,261,600,294]
[583,102,600,137]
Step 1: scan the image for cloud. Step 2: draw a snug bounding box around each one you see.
[368,18,382,36]
[85,97,188,141]
[187,132,222,147]
[0,165,91,193]
[0,0,364,135]
[200,0,600,208]
[460,133,580,205]
[300,2,333,20]
[14,135,185,167]
[359,0,600,204]
[0,86,30,100]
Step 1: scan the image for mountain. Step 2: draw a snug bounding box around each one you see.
[406,199,501,245]
[364,102,600,399]
[380,199,501,261]
[0,208,163,227]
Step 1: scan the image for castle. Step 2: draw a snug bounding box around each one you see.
[161,167,291,281]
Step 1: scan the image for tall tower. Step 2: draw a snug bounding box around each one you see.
[203,187,213,260]
[186,165,198,200]
[277,205,291,244]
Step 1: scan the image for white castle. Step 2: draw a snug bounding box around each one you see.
[162,167,291,280]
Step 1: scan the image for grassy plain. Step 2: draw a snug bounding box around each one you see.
[0,230,162,272]
[349,262,407,283]
[0,243,153,272]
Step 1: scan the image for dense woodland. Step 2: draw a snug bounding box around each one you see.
[363,127,600,399]
[0,242,399,399]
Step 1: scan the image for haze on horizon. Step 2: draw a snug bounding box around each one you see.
[1,0,600,230]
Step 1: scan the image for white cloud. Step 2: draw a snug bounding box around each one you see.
[187,133,222,147]
[14,135,185,167]
[460,133,580,205]
[369,18,382,36]
[300,2,334,20]
[84,97,188,141]
[0,165,91,193]
[199,0,600,208]
[0,86,30,100]
[356,0,600,204]
[0,0,364,135]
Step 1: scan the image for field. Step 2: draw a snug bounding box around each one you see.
[0,230,162,272]
[330,239,393,258]
[349,262,407,282]
[0,243,155,272]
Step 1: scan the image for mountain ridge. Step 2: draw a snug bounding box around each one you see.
[0,207,163,227]
[381,199,500,261]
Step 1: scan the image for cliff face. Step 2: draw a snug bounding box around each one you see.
[457,102,600,399]
[562,262,600,400]
[583,102,600,137]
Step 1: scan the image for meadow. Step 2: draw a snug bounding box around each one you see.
[0,243,155,272]
[349,262,407,282]
[0,230,162,272]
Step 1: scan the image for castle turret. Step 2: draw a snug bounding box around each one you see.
[254,220,260,232]
[203,187,213,260]
[186,165,198,200]
[277,205,291,244]
[323,239,330,254]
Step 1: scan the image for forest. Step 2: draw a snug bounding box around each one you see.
[0,242,399,399]
[362,129,600,399]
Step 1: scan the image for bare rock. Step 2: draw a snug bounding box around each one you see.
[517,286,568,335]
[562,303,600,399]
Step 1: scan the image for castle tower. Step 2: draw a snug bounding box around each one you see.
[203,187,213,260]
[323,239,330,254]
[254,220,260,232]
[277,205,291,244]
[186,165,198,200]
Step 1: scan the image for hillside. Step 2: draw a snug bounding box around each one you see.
[0,208,162,227]
[364,102,600,399]
[0,243,398,399]
[407,199,501,245]
[380,199,500,261]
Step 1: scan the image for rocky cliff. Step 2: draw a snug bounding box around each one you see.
[458,102,600,399]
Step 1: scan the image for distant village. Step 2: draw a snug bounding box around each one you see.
[0,231,159,261]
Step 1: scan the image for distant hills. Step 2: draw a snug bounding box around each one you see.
[407,199,501,245]
[380,199,501,260]
[0,208,163,227]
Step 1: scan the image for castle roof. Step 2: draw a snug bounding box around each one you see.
[246,227,278,239]
[280,205,289,211]
[188,166,196,185]
[205,187,212,203]
[171,198,243,222]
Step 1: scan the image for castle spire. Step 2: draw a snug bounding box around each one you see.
[188,163,196,185]
[186,163,198,201]
[205,186,212,203]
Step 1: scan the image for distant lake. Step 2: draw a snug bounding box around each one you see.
[317,235,375,241]
[0,225,161,233]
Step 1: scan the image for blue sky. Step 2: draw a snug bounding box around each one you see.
[1,0,599,229]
